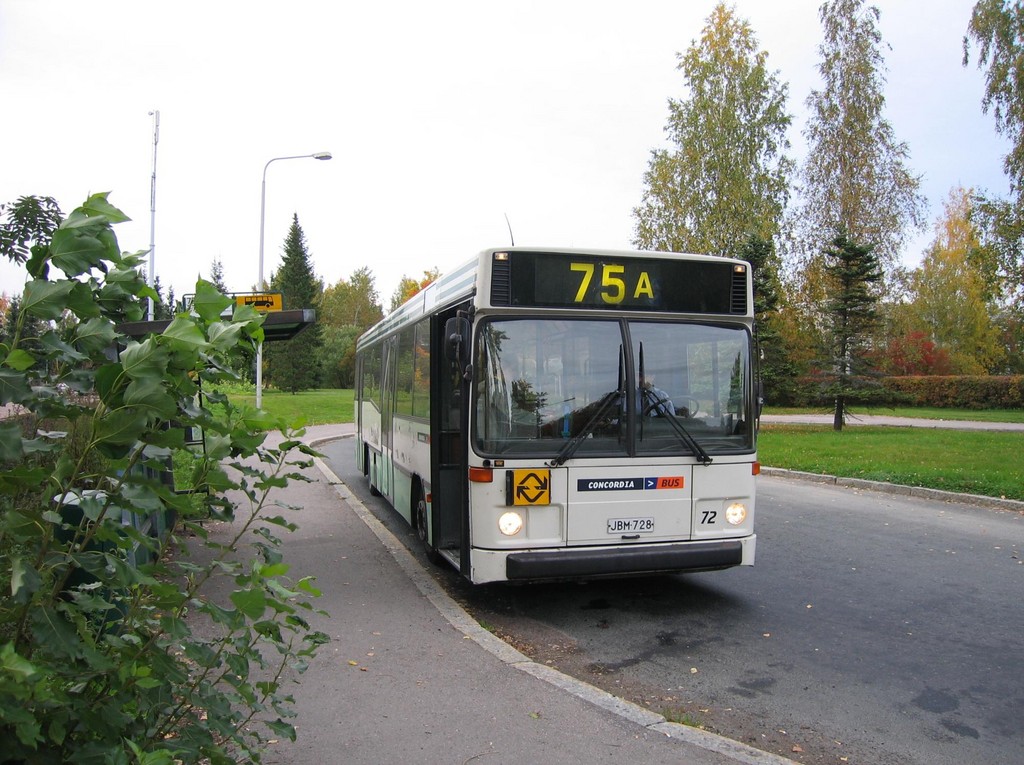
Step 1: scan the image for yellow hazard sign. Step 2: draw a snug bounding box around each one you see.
[511,469,550,505]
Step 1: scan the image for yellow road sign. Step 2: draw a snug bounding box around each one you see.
[236,293,283,312]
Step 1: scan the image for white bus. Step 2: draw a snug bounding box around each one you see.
[355,247,759,584]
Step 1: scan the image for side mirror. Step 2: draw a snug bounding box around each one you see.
[444,316,470,365]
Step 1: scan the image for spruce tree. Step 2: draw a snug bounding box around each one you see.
[821,231,883,430]
[266,215,324,393]
[210,257,229,296]
[152,276,176,320]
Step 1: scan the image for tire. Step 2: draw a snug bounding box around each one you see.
[415,482,442,566]
[366,446,381,496]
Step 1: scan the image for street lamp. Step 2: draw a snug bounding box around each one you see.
[255,151,332,408]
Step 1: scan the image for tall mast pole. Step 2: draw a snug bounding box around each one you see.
[148,110,160,320]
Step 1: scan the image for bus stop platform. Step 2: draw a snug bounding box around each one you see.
[213,424,794,765]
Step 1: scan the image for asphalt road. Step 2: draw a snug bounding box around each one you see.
[320,440,1024,765]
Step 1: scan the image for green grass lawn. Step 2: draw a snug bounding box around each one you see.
[758,423,1024,501]
[227,388,355,425]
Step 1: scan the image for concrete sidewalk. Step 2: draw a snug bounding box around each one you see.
[229,425,794,765]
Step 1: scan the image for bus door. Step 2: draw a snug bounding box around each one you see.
[430,307,471,573]
[379,336,397,500]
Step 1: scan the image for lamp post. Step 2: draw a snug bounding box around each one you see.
[255,151,332,408]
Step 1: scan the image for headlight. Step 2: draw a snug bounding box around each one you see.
[725,502,747,525]
[498,511,524,536]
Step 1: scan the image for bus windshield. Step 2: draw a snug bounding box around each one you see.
[473,317,753,458]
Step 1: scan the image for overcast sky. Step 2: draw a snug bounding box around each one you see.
[0,0,1010,308]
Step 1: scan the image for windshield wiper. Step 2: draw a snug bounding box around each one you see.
[548,388,622,467]
[638,342,712,465]
[640,386,713,465]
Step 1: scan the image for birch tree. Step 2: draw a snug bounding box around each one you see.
[633,2,792,257]
[796,0,925,278]
[963,1,1024,319]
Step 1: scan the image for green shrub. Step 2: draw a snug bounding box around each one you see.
[768,374,1024,409]
[0,194,328,763]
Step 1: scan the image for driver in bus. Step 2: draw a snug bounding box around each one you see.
[641,375,676,417]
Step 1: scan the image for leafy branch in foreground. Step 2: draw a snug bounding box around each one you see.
[0,193,329,764]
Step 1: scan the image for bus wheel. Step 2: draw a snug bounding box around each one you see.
[366,447,381,496]
[415,483,442,566]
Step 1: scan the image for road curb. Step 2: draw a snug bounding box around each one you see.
[760,467,1024,513]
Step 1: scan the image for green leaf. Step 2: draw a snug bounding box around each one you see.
[0,368,33,405]
[207,321,244,352]
[145,426,185,449]
[266,718,297,742]
[4,348,35,371]
[192,280,233,323]
[97,282,144,322]
[36,330,87,363]
[262,515,298,532]
[94,407,148,445]
[230,589,267,620]
[124,377,176,419]
[0,511,43,543]
[10,558,42,603]
[0,422,24,461]
[50,227,107,276]
[74,318,118,354]
[22,279,75,320]
[204,432,232,460]
[119,339,168,380]
[30,606,85,661]
[232,303,262,324]
[79,191,131,224]
[95,362,125,405]
[26,242,50,279]
[0,465,50,494]
[256,562,290,578]
[47,718,67,746]
[162,316,209,350]
[65,280,103,319]
[1,641,38,682]
[297,577,322,598]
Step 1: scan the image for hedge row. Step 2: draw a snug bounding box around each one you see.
[770,375,1024,409]
[881,376,1024,409]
